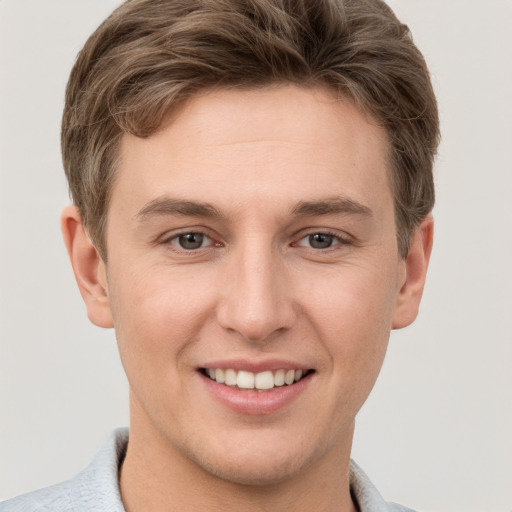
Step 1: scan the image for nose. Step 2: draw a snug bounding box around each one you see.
[216,238,297,344]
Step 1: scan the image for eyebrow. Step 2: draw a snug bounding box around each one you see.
[290,197,373,218]
[135,197,223,222]
[134,195,373,223]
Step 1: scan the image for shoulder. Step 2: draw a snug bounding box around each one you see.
[350,460,418,512]
[386,504,417,512]
[0,480,73,512]
[0,428,128,512]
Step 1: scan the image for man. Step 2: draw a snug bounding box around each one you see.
[0,0,439,510]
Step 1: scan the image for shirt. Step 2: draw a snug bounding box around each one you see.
[0,428,416,511]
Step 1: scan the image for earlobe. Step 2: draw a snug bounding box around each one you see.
[61,205,114,328]
[392,215,434,330]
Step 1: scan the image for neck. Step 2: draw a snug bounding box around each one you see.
[120,403,358,512]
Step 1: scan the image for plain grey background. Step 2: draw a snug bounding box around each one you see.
[1,1,511,510]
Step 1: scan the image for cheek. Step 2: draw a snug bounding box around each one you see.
[305,259,399,338]
[107,265,214,375]
[318,290,391,383]
[304,263,398,395]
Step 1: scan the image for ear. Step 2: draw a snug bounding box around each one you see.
[61,205,114,328]
[392,215,434,330]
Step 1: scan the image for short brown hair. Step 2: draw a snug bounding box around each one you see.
[62,0,439,258]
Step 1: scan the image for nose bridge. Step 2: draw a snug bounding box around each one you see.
[217,234,295,342]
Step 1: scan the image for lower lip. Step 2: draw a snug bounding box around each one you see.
[200,372,313,415]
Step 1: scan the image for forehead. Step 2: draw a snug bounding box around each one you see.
[113,85,392,218]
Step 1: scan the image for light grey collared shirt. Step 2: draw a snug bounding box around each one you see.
[0,428,416,511]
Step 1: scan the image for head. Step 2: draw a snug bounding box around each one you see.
[60,0,439,498]
[62,0,439,261]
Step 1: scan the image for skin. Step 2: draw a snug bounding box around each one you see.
[62,85,433,512]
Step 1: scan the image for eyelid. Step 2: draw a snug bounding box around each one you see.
[170,232,212,249]
[160,228,222,250]
[292,229,353,249]
[157,227,353,252]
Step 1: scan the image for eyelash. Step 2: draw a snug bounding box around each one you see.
[293,230,351,251]
[163,230,220,251]
[162,229,351,252]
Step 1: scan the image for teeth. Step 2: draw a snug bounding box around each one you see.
[224,368,237,386]
[254,371,274,390]
[237,370,255,389]
[274,369,285,386]
[205,368,307,390]
[215,368,225,384]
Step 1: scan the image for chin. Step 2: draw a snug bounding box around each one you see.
[179,429,334,487]
[195,451,307,486]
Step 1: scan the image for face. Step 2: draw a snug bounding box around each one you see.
[76,85,424,485]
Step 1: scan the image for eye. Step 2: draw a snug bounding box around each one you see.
[295,232,345,250]
[170,232,212,250]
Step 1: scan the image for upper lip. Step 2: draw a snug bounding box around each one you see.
[199,358,312,373]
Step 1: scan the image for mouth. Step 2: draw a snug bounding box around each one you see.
[200,367,314,391]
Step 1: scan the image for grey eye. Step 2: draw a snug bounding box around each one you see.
[175,233,207,250]
[308,233,334,249]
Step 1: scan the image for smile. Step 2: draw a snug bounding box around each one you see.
[202,368,312,390]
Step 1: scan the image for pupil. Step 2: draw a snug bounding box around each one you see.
[309,233,333,249]
[179,233,204,250]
